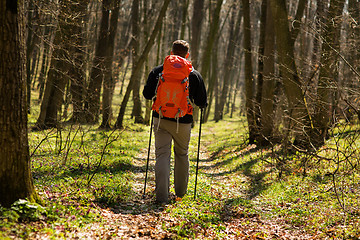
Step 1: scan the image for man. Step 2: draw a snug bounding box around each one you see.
[143,40,207,203]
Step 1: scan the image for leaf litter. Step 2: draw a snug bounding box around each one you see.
[16,125,327,239]
[43,145,317,240]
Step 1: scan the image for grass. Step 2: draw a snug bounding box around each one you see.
[1,108,360,238]
[173,116,360,239]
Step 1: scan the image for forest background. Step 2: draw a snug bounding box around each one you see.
[1,0,360,239]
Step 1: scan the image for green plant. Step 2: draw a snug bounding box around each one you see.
[10,199,46,221]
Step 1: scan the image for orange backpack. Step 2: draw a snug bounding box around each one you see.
[152,55,193,119]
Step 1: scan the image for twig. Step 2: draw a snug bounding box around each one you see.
[87,128,123,186]
[30,128,57,158]
[62,125,81,165]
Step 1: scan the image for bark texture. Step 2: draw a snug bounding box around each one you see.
[312,0,345,146]
[259,0,276,145]
[0,0,36,207]
[242,0,256,144]
[84,0,111,124]
[270,0,312,147]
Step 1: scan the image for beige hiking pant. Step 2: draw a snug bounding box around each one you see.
[153,117,192,203]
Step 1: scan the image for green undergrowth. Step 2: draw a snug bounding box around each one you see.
[1,114,360,239]
[162,116,360,239]
[1,119,148,238]
[177,117,360,239]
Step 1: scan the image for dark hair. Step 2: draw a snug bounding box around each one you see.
[172,40,189,58]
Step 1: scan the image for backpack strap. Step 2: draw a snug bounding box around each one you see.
[153,72,163,100]
[156,106,163,131]
[174,109,181,133]
[160,73,165,82]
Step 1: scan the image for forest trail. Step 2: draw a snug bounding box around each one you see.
[67,139,315,240]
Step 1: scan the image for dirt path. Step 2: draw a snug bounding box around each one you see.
[65,146,316,240]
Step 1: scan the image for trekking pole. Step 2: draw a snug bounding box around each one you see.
[194,108,204,200]
[143,112,154,198]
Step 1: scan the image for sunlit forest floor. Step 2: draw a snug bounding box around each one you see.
[1,110,360,239]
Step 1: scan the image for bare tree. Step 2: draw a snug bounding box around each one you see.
[84,0,111,124]
[312,0,346,146]
[242,0,256,144]
[67,0,90,123]
[34,0,90,129]
[190,0,205,68]
[214,2,241,122]
[270,0,313,148]
[259,0,276,145]
[100,2,121,129]
[114,0,171,129]
[130,0,143,124]
[200,0,223,122]
[0,0,37,207]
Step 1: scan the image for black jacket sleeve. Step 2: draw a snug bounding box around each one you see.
[143,65,163,100]
[189,69,208,108]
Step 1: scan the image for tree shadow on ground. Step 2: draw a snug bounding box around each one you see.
[100,195,168,216]
[203,144,276,200]
[220,197,259,222]
[32,159,144,181]
[193,144,259,170]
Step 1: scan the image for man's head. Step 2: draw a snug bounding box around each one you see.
[171,40,190,59]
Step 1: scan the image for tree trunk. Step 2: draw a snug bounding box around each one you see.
[214,4,241,122]
[312,0,345,147]
[168,1,181,42]
[114,0,171,129]
[259,0,276,145]
[230,66,242,118]
[0,0,37,207]
[34,25,68,129]
[311,0,325,68]
[270,0,313,148]
[290,0,308,46]
[254,0,267,132]
[190,0,205,68]
[26,1,41,114]
[84,0,111,124]
[100,3,120,129]
[130,0,144,124]
[37,24,55,102]
[201,0,223,123]
[143,0,152,125]
[199,0,223,83]
[34,0,89,129]
[68,0,90,123]
[242,0,256,144]
[207,37,219,123]
[180,0,189,40]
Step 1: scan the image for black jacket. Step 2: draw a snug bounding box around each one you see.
[143,65,208,124]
